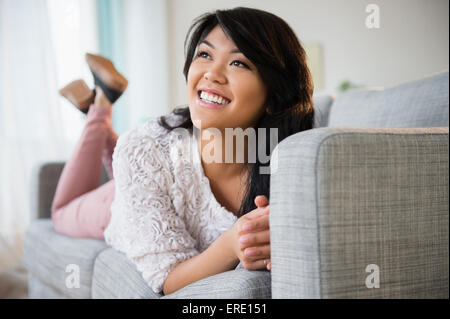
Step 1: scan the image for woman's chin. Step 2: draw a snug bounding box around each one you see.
[189,109,214,129]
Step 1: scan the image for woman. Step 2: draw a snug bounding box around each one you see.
[52,7,314,295]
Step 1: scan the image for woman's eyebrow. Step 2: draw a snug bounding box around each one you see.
[200,40,241,54]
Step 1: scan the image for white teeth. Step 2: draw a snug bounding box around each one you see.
[200,91,230,105]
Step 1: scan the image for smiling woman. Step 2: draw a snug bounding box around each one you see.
[156,7,315,294]
[159,7,315,218]
[48,7,314,296]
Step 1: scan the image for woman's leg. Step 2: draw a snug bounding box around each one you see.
[102,120,118,180]
[51,88,116,239]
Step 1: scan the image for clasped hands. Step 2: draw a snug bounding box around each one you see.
[229,195,271,271]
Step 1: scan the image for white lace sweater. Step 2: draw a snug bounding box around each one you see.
[103,115,238,294]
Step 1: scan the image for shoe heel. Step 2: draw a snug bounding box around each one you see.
[85,53,128,105]
[90,69,124,105]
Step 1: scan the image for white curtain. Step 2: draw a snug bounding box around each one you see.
[0,0,98,269]
[122,0,170,127]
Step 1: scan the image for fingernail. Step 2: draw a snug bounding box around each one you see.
[242,223,251,231]
[245,249,255,256]
[240,235,249,243]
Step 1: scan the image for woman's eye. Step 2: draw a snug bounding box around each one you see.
[231,60,249,69]
[197,51,210,59]
[196,51,249,69]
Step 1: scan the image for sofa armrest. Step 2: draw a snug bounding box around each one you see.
[270,127,449,298]
[161,268,271,299]
[30,162,65,220]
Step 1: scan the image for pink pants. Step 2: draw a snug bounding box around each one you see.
[51,104,117,240]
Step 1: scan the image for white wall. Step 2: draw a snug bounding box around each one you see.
[167,0,449,109]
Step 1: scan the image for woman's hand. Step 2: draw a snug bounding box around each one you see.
[227,195,271,271]
[164,195,271,295]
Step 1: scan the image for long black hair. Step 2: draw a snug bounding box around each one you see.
[158,7,315,217]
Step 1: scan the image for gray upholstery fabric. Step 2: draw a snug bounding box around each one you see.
[23,219,108,298]
[92,248,162,299]
[270,126,449,298]
[28,274,68,299]
[92,248,270,299]
[313,94,335,128]
[30,162,65,220]
[162,269,271,299]
[328,71,449,128]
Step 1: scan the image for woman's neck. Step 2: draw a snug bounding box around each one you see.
[197,128,248,181]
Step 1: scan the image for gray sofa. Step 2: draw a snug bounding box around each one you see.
[24,71,449,298]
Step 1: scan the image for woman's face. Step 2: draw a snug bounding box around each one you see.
[187,25,267,131]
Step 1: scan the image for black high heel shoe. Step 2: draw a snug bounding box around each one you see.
[85,53,128,105]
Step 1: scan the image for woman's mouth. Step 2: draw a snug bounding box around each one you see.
[196,90,231,109]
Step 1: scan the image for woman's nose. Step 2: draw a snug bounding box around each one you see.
[203,65,226,83]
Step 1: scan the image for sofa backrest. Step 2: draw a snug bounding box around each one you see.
[313,94,335,128]
[327,71,449,128]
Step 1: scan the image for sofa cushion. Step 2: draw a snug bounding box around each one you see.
[23,219,108,298]
[28,274,69,299]
[328,71,449,128]
[92,248,162,299]
[313,94,335,128]
[92,247,271,299]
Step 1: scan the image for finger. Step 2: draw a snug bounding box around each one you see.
[242,205,269,221]
[243,258,270,271]
[238,213,270,235]
[243,244,271,261]
[239,230,270,250]
[267,260,271,271]
[254,195,269,208]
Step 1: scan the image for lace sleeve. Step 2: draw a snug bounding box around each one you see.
[104,125,199,294]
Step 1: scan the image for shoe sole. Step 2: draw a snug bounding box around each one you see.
[85,53,128,92]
